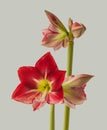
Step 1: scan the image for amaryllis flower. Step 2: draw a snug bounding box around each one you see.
[68,18,86,38]
[42,10,70,50]
[12,52,66,110]
[42,10,86,50]
[62,74,93,108]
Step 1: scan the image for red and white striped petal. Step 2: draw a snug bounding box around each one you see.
[18,66,43,86]
[33,93,47,110]
[47,89,63,104]
[12,83,41,104]
[35,52,58,76]
[48,70,66,91]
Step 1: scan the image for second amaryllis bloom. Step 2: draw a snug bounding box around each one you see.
[12,52,66,110]
[42,10,70,50]
[62,74,93,108]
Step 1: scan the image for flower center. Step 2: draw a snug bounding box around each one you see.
[38,79,51,93]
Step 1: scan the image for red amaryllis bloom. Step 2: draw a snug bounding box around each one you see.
[42,10,70,51]
[12,52,66,110]
[62,74,93,108]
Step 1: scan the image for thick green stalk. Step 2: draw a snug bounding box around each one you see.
[50,104,55,130]
[63,42,74,130]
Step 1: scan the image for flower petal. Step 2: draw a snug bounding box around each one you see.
[68,18,73,32]
[18,66,43,87]
[42,33,58,44]
[63,74,93,89]
[72,22,86,38]
[33,100,46,111]
[12,83,40,104]
[42,25,59,43]
[32,92,47,110]
[35,52,58,76]
[45,10,67,32]
[42,28,53,36]
[64,98,75,108]
[53,42,63,51]
[62,38,69,48]
[47,88,63,104]
[48,24,59,33]
[48,70,66,91]
[64,85,86,105]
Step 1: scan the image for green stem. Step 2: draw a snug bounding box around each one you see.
[50,104,55,130]
[63,41,74,130]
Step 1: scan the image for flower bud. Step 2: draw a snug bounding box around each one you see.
[72,22,86,38]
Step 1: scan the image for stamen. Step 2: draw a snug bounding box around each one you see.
[44,71,47,79]
[33,78,39,83]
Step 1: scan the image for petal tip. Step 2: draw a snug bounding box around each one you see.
[44,10,49,14]
[44,10,52,18]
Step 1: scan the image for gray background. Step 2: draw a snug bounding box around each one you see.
[0,0,106,130]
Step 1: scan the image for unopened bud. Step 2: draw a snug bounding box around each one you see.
[72,22,86,38]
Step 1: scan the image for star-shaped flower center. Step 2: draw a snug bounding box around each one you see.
[38,79,51,93]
